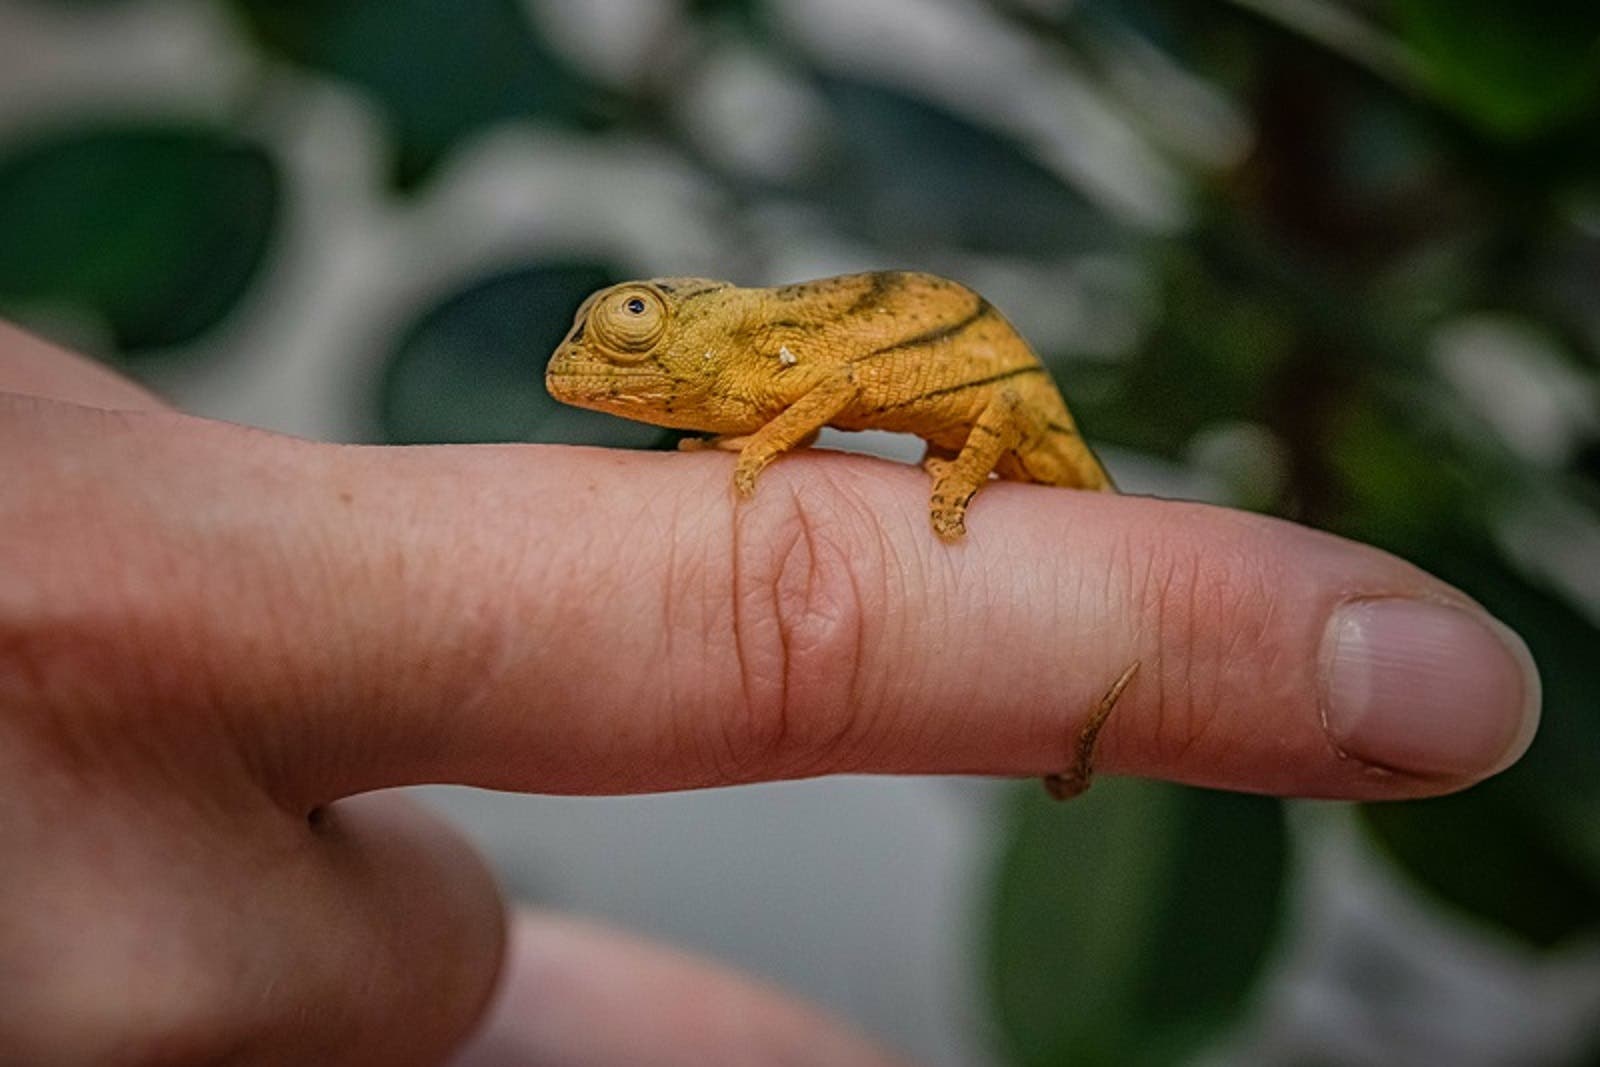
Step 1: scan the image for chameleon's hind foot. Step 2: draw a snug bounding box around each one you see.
[927,457,981,540]
[929,480,977,541]
[930,505,967,541]
[1043,660,1140,801]
[924,459,969,538]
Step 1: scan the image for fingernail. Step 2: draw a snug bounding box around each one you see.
[1321,599,1541,779]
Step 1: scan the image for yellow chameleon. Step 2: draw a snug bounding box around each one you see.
[545,270,1114,541]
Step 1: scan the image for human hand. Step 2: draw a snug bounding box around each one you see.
[0,322,1538,1064]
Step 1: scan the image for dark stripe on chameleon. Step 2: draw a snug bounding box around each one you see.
[676,285,727,304]
[969,422,1000,438]
[845,272,898,314]
[856,299,993,362]
[873,365,1046,413]
[1046,420,1079,437]
[568,318,587,343]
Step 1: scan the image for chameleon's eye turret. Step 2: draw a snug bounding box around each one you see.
[591,286,668,358]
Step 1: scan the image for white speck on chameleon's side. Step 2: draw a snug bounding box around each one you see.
[778,345,799,366]
[703,350,714,363]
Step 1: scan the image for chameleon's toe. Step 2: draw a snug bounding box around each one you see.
[930,482,976,540]
[734,465,759,498]
[930,507,968,541]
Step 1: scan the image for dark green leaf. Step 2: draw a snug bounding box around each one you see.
[684,0,767,31]
[0,124,278,352]
[987,781,1288,1067]
[378,262,672,448]
[809,76,1124,257]
[1322,400,1479,550]
[227,0,607,187]
[1394,0,1600,137]
[1361,782,1600,950]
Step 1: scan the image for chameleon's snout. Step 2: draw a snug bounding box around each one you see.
[544,342,612,403]
[544,344,680,420]
[543,344,580,402]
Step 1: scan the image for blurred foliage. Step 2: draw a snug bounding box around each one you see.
[990,782,1288,1067]
[808,76,1125,256]
[0,125,278,352]
[380,262,670,448]
[1394,0,1600,137]
[228,0,610,188]
[2,0,1598,1062]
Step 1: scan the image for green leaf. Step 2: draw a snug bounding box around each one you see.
[1361,782,1600,950]
[227,0,606,187]
[987,781,1289,1067]
[0,124,279,352]
[1081,243,1299,460]
[378,261,671,448]
[1394,0,1600,137]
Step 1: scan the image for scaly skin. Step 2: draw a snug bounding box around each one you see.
[545,271,1115,540]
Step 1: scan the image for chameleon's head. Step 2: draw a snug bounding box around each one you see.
[546,277,740,430]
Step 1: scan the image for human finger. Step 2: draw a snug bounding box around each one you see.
[0,321,168,410]
[3,404,1538,807]
[452,911,911,1067]
[0,784,503,1065]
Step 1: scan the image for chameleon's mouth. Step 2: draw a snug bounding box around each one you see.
[545,353,675,414]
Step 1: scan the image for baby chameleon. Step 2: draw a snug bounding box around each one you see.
[545,270,1114,540]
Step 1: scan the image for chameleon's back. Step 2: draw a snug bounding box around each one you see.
[767,272,1115,494]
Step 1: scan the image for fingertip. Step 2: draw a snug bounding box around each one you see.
[1319,598,1542,784]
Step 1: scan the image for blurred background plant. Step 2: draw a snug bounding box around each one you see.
[2,0,1597,1063]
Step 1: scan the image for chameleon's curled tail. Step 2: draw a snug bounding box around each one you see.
[1042,660,1141,801]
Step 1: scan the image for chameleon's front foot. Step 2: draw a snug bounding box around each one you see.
[1043,660,1140,800]
[733,444,778,498]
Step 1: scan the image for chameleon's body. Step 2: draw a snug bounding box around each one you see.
[545,271,1114,540]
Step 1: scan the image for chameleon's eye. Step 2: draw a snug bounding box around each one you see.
[592,287,668,357]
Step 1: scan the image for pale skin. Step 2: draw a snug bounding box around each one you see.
[0,320,1538,1064]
